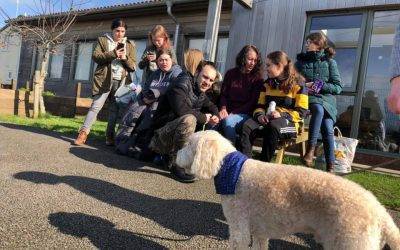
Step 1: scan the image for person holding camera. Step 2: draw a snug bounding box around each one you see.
[74,18,136,146]
[138,25,177,84]
[240,51,308,162]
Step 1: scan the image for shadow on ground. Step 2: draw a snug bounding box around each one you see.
[0,122,75,144]
[49,212,167,249]
[68,146,173,179]
[15,171,323,249]
[14,171,228,240]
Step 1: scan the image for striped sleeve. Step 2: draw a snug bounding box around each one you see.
[294,84,309,119]
[253,83,267,119]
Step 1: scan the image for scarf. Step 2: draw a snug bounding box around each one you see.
[214,151,248,195]
[105,33,127,81]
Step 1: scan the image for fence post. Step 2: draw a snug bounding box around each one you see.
[26,80,30,91]
[75,82,82,98]
[74,82,82,117]
[11,79,16,90]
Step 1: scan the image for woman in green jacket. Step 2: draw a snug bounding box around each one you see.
[74,18,137,146]
[295,32,342,172]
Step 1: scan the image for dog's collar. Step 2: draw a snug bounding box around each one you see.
[214,151,248,195]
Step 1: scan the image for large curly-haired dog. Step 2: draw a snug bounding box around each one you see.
[176,130,400,250]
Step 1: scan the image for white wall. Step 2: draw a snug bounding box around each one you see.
[0,27,21,85]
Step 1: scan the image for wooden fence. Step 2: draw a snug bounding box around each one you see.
[0,82,109,120]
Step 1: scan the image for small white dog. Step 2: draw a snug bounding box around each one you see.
[176,130,400,250]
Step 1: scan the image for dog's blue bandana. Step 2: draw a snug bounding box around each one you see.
[214,151,248,195]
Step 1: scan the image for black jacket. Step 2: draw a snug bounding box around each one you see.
[153,70,219,129]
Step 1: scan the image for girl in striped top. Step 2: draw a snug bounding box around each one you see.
[240,51,308,162]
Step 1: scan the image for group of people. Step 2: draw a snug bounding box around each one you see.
[72,18,343,183]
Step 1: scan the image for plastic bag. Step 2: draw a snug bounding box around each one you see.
[115,82,141,105]
[315,127,359,174]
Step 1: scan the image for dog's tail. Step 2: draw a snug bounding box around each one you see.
[382,212,400,250]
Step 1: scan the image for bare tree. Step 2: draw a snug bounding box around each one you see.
[0,0,89,118]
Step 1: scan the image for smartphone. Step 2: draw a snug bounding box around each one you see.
[116,43,124,50]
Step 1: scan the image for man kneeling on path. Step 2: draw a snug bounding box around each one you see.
[150,61,220,182]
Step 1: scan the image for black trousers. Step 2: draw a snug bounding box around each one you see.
[240,117,297,162]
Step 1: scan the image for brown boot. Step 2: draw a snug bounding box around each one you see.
[302,145,316,167]
[326,162,334,173]
[74,129,88,146]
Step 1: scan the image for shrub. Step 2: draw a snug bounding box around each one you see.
[42,90,56,97]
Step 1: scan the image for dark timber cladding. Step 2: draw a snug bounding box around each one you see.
[225,0,400,71]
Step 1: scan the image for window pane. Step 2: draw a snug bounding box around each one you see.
[310,14,363,90]
[188,39,204,51]
[216,38,228,74]
[74,43,93,81]
[334,48,357,88]
[188,37,228,74]
[49,44,65,79]
[358,10,400,153]
[336,95,356,138]
[311,15,363,30]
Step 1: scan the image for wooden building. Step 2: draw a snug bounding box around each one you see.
[227,0,400,156]
[0,25,21,87]
[15,0,232,97]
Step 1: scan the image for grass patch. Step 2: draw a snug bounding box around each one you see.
[0,114,107,140]
[346,171,400,210]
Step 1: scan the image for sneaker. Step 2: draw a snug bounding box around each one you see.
[170,165,195,183]
[127,146,142,160]
[73,129,88,146]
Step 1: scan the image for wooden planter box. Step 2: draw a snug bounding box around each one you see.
[0,89,111,121]
[0,89,33,117]
[43,95,76,118]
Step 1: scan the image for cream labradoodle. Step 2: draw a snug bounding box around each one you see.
[176,130,400,250]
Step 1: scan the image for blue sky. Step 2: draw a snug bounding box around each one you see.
[1,0,141,27]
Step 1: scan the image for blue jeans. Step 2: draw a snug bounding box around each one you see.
[309,103,335,164]
[220,114,250,144]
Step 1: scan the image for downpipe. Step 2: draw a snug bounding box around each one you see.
[166,0,180,52]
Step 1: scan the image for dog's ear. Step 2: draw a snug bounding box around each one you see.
[191,137,221,179]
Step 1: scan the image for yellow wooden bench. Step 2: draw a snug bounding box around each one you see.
[253,123,308,164]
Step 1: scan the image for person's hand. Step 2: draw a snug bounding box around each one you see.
[146,53,156,62]
[305,82,314,88]
[219,108,229,120]
[270,111,281,119]
[209,115,220,126]
[257,114,269,125]
[205,113,212,123]
[116,48,126,59]
[388,76,400,114]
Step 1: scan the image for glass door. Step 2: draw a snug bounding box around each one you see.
[357,10,400,153]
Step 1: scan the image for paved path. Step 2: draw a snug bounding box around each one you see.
[0,123,398,249]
